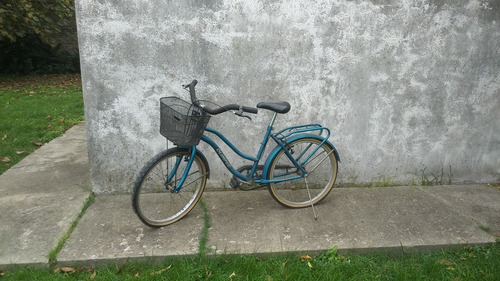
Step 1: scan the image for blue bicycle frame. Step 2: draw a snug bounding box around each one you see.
[170,112,339,192]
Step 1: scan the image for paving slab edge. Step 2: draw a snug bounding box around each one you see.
[53,241,499,268]
[3,241,496,270]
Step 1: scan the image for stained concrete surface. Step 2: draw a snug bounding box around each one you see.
[75,0,500,193]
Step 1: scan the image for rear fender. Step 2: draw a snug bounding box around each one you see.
[262,134,340,179]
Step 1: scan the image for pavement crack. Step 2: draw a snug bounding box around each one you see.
[197,198,212,256]
[48,193,95,268]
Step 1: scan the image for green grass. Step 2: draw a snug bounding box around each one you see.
[2,243,499,280]
[0,76,84,174]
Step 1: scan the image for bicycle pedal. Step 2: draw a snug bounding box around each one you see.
[229,176,241,189]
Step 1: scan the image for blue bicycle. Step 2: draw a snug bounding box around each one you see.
[132,80,340,228]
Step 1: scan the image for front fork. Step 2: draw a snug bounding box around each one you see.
[165,146,197,193]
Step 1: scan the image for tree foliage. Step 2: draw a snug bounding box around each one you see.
[0,0,74,46]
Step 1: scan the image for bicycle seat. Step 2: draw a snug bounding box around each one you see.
[256,102,291,114]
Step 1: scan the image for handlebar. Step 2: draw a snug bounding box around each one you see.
[183,79,258,115]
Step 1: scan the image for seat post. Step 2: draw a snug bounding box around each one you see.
[269,112,278,128]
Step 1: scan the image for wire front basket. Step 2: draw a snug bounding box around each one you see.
[160,97,210,146]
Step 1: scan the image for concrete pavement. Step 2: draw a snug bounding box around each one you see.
[1,122,499,269]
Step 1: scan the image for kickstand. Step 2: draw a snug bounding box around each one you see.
[304,177,318,220]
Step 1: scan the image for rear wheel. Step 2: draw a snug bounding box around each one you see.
[267,137,338,208]
[132,147,208,227]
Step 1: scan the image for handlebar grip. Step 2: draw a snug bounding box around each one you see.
[242,105,258,114]
[201,104,258,115]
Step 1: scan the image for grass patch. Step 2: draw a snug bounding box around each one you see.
[420,166,453,186]
[2,243,499,280]
[48,194,95,268]
[0,75,84,175]
[374,175,393,187]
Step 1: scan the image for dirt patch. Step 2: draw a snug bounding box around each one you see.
[0,74,81,90]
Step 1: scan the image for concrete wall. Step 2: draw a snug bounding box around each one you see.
[75,0,500,193]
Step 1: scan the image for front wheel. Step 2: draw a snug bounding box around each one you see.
[132,147,208,228]
[267,137,338,208]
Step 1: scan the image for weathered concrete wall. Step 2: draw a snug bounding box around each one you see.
[75,0,500,193]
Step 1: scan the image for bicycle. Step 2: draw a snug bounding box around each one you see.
[132,80,340,228]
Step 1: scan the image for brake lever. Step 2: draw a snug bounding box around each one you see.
[234,106,252,121]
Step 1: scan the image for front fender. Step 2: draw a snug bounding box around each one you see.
[262,134,340,179]
[180,146,210,179]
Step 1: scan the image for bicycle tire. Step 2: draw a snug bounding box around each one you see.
[267,137,338,208]
[132,147,208,228]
